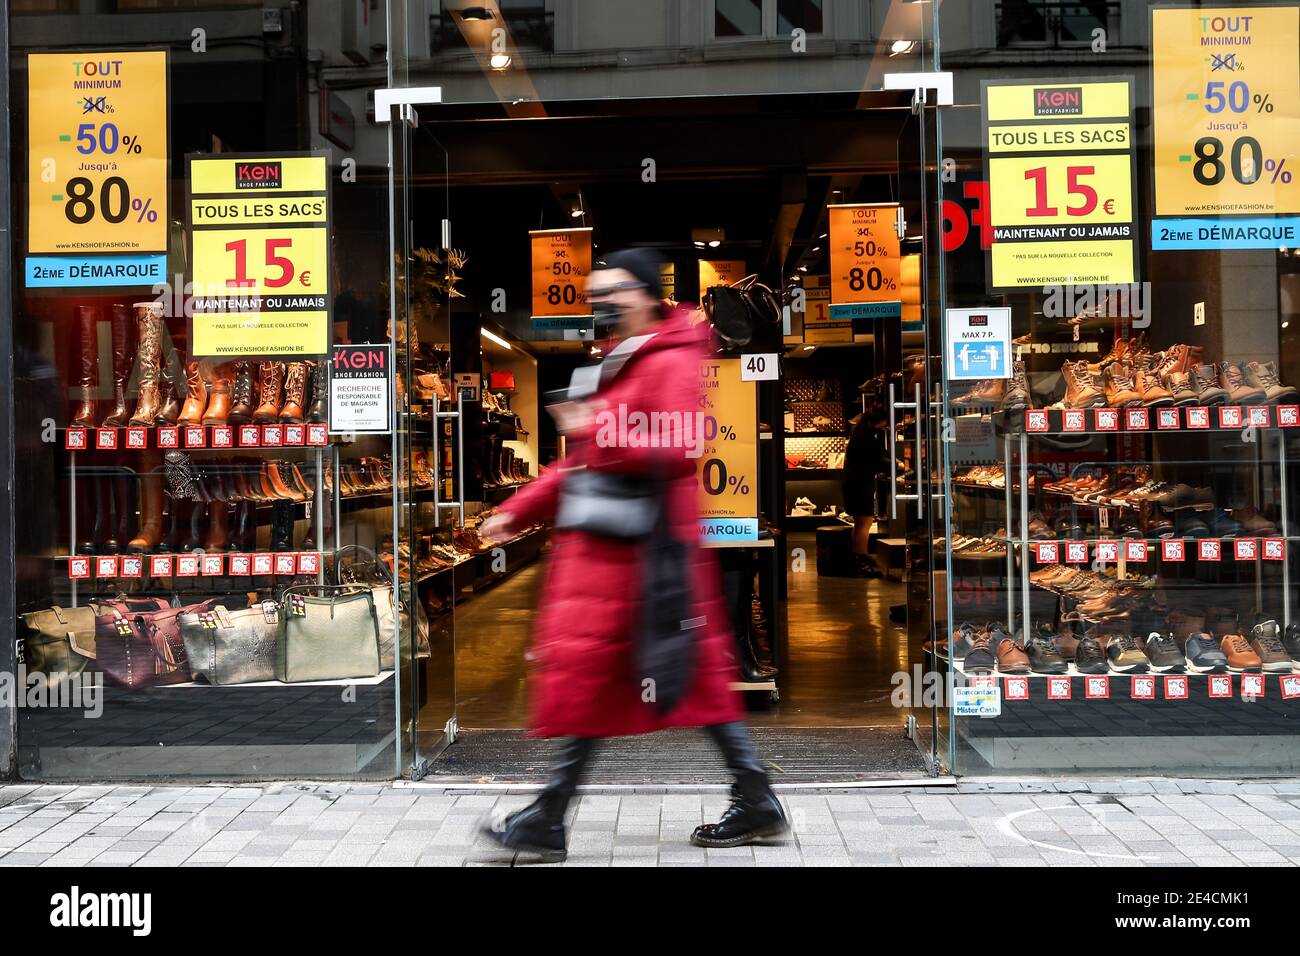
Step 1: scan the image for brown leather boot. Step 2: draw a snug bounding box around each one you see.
[1087,336,1128,376]
[1218,362,1266,404]
[227,363,255,426]
[177,360,210,426]
[155,366,181,425]
[128,303,165,426]
[253,362,286,423]
[127,454,165,553]
[1135,357,1174,407]
[1062,360,1106,408]
[70,305,100,428]
[279,362,310,423]
[265,460,305,502]
[201,363,232,425]
[203,501,231,552]
[1104,361,1142,407]
[100,304,134,427]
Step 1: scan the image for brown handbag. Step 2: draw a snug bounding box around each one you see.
[96,598,221,689]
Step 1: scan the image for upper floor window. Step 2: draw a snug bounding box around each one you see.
[715,0,825,39]
[996,0,1118,48]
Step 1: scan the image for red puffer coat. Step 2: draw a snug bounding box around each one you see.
[499,307,744,737]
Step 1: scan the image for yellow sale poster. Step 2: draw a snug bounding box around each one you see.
[697,358,758,542]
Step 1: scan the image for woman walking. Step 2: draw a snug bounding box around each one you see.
[479,248,787,861]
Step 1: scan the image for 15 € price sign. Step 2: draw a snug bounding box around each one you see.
[530,227,592,329]
[187,153,332,358]
[697,359,758,543]
[828,203,901,321]
[1151,6,1300,239]
[983,78,1137,289]
[26,51,168,257]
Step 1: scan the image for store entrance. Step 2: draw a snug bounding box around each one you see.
[392,90,946,780]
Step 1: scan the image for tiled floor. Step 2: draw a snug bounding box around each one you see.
[3,778,1300,866]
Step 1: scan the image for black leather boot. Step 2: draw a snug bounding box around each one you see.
[481,737,595,862]
[270,500,295,551]
[691,722,788,848]
[307,360,328,424]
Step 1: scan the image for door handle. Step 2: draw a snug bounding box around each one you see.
[890,382,922,519]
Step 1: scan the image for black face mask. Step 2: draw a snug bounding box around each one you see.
[592,300,624,337]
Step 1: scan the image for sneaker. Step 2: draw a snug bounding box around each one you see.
[963,631,996,674]
[791,496,816,516]
[1026,632,1069,674]
[1249,620,1293,673]
[1074,636,1109,674]
[1220,634,1262,673]
[1143,632,1185,673]
[1105,633,1150,673]
[1185,632,1229,674]
[1245,360,1298,403]
[1284,623,1300,664]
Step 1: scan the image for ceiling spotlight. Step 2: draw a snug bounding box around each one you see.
[802,345,816,351]
[461,7,493,20]
[570,207,584,219]
[1284,321,1291,329]
[819,233,828,239]
[480,328,512,351]
[708,239,721,248]
[890,39,917,56]
[811,246,821,253]
[797,265,808,272]
[489,53,511,70]
[694,241,706,248]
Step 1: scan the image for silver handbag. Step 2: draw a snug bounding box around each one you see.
[555,467,661,539]
[179,602,279,686]
[277,585,381,683]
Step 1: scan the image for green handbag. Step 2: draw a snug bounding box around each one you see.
[19,604,100,692]
[276,585,381,683]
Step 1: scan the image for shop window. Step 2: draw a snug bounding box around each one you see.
[995,0,1118,48]
[714,0,825,40]
[12,0,77,10]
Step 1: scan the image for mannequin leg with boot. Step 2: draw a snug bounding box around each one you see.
[481,737,596,861]
[100,304,134,427]
[691,722,789,847]
[70,305,100,428]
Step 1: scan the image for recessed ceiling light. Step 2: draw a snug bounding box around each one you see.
[811,246,821,253]
[1284,321,1291,329]
[694,241,706,248]
[708,239,721,248]
[490,53,511,70]
[481,328,512,351]
[890,40,917,56]
[570,207,584,219]
[819,233,828,239]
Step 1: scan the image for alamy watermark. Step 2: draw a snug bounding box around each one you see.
[1,667,104,718]
[1041,281,1151,328]
[594,403,709,459]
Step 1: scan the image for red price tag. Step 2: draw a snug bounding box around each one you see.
[184,425,206,448]
[1065,541,1089,563]
[1034,541,1060,563]
[1046,676,1072,700]
[126,427,149,449]
[1186,407,1210,429]
[1281,675,1300,699]
[1234,538,1258,561]
[68,556,91,579]
[1164,675,1190,700]
[65,428,88,450]
[1094,540,1119,564]
[262,425,284,446]
[1063,409,1086,432]
[1084,675,1110,699]
[1095,408,1119,431]
[284,424,305,446]
[1263,538,1286,561]
[211,426,234,448]
[239,425,261,447]
[1157,408,1180,430]
[1248,406,1271,428]
[1003,676,1030,700]
[297,552,321,575]
[157,426,179,448]
[1125,407,1149,430]
[1277,405,1300,427]
[120,555,143,578]
[1124,540,1148,562]
[201,553,224,576]
[1218,406,1243,428]
[1198,539,1222,561]
[1208,674,1233,698]
[95,555,119,578]
[274,553,297,576]
[1131,675,1156,700]
[95,428,118,450]
[176,554,200,577]
[228,554,251,576]
[1241,673,1266,699]
[149,555,173,578]
[307,423,329,445]
[1162,539,1186,562]
[253,553,274,575]
[1026,410,1049,432]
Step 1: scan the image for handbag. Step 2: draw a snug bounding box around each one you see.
[333,545,431,666]
[703,276,781,352]
[19,603,102,692]
[489,370,515,391]
[555,467,661,539]
[635,492,698,714]
[179,602,280,685]
[277,584,381,683]
[96,599,216,689]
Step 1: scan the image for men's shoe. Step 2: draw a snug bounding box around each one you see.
[1150,483,1215,511]
[1143,632,1185,673]
[1053,624,1080,661]
[1074,636,1109,674]
[1249,621,1293,673]
[1002,360,1032,412]
[963,632,996,673]
[1106,633,1150,673]
[1245,361,1298,403]
[1163,370,1200,407]
[1104,362,1142,407]
[691,774,789,848]
[1206,509,1242,538]
[1284,623,1300,664]
[1190,364,1230,405]
[1026,633,1069,674]
[995,636,1031,674]
[949,623,981,659]
[1218,362,1267,404]
[1134,358,1174,407]
[1220,634,1262,673]
[1062,360,1107,408]
[1185,632,1229,673]
[1173,511,1211,538]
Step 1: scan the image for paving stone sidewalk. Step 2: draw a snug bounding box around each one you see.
[3,779,1300,867]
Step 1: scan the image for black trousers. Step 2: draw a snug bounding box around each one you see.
[537,721,767,816]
